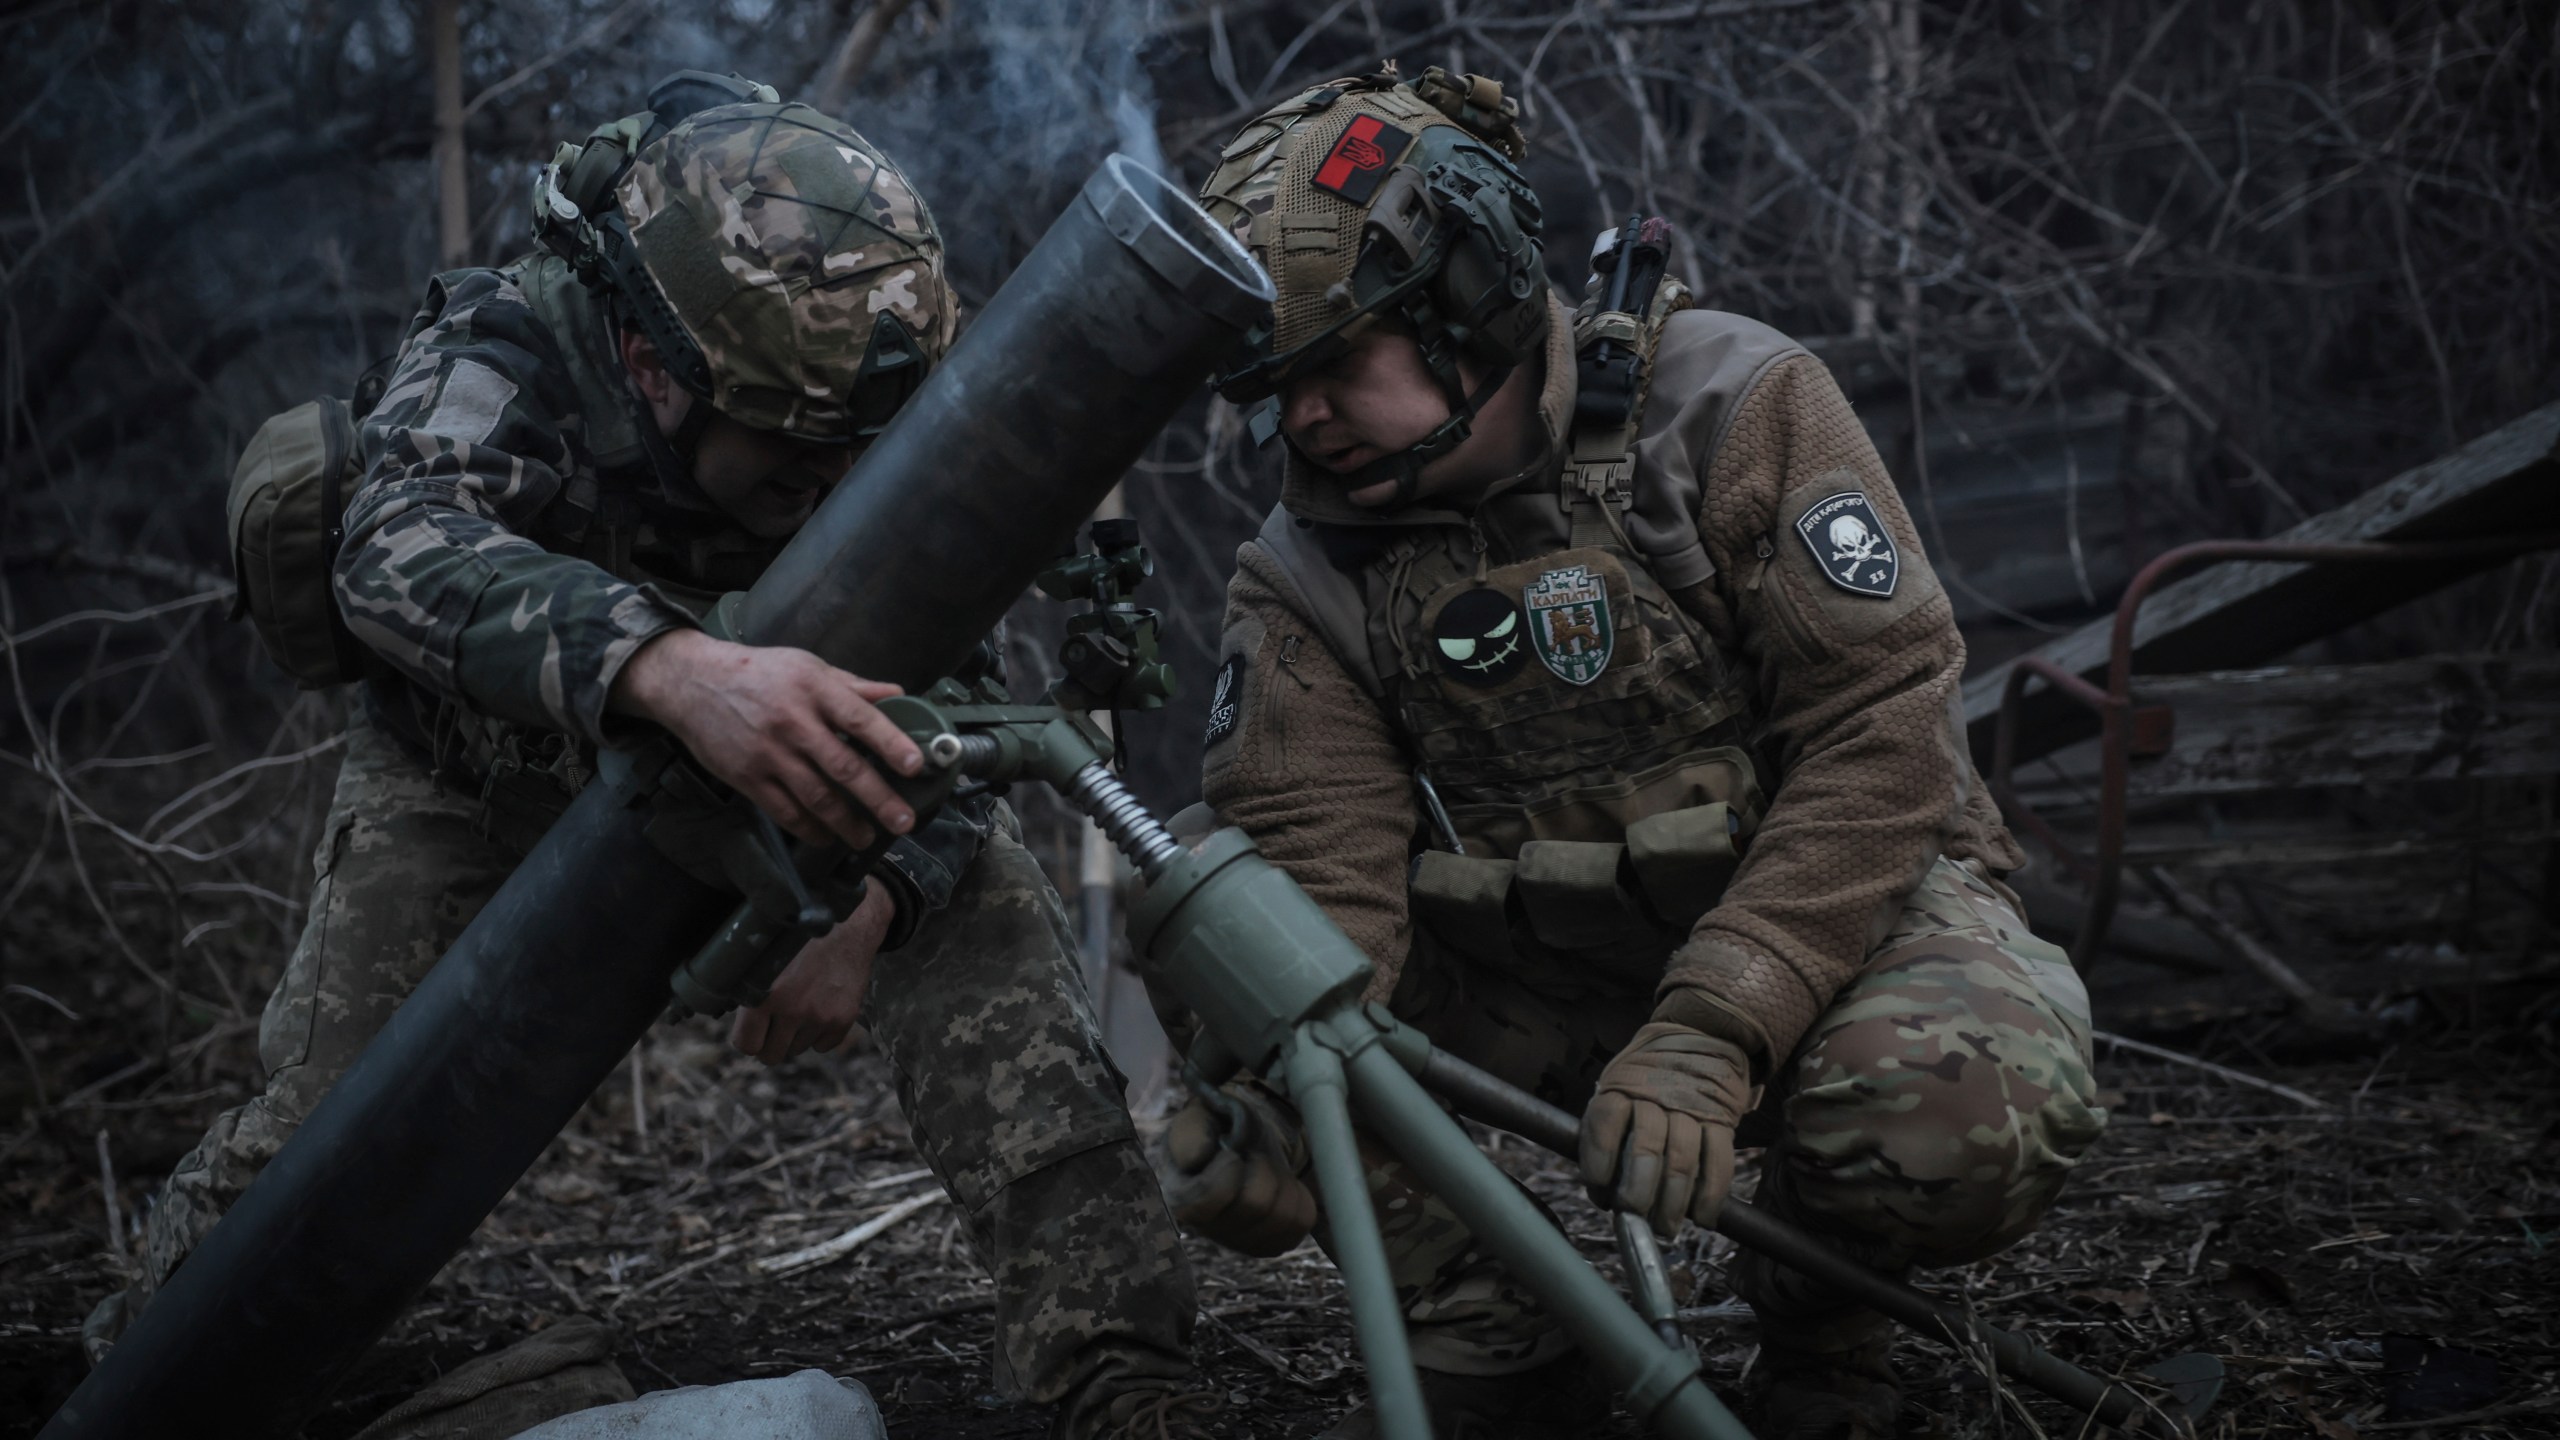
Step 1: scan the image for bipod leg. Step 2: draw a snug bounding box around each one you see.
[1332,1031,1755,1440]
[1615,1211,1687,1351]
[1389,1027,2210,1436]
[1285,1029,1431,1440]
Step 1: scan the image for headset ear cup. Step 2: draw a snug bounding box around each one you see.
[563,128,639,216]
[530,114,656,287]
[1423,149,1547,371]
[849,311,930,438]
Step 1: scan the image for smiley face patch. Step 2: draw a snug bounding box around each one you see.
[1431,587,1527,687]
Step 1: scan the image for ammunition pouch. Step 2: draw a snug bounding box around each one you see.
[1408,850,1519,965]
[1623,803,1746,928]
[226,396,370,689]
[1409,798,1749,977]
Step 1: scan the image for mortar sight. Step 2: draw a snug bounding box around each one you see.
[1038,523,1156,606]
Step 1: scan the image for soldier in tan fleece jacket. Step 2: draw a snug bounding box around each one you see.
[1152,68,2106,1440]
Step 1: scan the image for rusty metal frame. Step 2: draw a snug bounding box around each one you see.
[1990,535,2560,970]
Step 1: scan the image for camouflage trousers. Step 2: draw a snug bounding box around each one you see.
[1351,855,2107,1374]
[131,711,1195,1429]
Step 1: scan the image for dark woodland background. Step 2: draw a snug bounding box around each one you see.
[9,0,2559,866]
[1,2,2556,1437]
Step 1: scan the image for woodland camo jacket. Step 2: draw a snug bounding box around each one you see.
[334,256,777,757]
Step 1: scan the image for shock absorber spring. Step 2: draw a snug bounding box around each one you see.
[1065,761,1184,878]
[925,732,1004,773]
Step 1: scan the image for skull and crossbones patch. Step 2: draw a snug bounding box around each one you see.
[1793,491,1899,598]
[1202,652,1246,746]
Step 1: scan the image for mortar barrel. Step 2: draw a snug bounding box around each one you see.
[44,155,1269,1440]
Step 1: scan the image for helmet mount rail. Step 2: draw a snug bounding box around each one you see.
[848,310,930,442]
[1221,192,1516,506]
[535,159,720,401]
[1207,80,1547,507]
[1210,192,1463,405]
[530,71,784,401]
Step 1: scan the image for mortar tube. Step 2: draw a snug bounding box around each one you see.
[44,155,1272,1440]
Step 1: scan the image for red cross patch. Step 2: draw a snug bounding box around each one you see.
[1312,115,1411,205]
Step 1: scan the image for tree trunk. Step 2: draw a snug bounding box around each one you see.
[431,0,468,269]
[811,0,919,115]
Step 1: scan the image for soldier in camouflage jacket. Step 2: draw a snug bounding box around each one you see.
[1154,71,2105,1440]
[92,98,1207,1440]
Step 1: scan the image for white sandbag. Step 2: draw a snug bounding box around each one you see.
[509,1370,885,1440]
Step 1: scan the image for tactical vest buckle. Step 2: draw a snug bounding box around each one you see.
[1566,455,1635,506]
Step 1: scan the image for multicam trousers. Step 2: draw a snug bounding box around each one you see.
[132,711,1195,1427]
[1356,855,2107,1373]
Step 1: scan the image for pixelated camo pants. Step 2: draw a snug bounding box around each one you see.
[132,711,1194,1426]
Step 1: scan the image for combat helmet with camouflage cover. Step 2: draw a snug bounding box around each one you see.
[532,74,955,447]
[1200,65,1546,506]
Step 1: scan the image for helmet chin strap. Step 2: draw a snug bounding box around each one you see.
[616,301,722,513]
[631,384,722,514]
[1351,282,1514,509]
[1330,362,1511,511]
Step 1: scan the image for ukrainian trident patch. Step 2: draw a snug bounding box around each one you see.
[1311,115,1411,205]
[1523,564,1614,686]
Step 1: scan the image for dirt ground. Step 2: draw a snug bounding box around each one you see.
[3,889,2555,1440]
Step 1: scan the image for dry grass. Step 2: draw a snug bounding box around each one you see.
[3,817,2551,1440]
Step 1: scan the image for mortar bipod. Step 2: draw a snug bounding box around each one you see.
[899,694,1752,1440]
[1374,1024,2227,1436]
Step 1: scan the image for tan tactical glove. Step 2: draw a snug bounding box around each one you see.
[1581,1013,1754,1236]
[1151,1084,1317,1257]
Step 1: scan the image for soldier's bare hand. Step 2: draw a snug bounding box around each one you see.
[730,881,895,1065]
[610,627,923,846]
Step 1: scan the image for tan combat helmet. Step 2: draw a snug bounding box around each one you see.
[1200,66,1546,505]
[533,73,955,447]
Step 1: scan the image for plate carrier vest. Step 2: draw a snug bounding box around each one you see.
[1252,266,1786,989]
